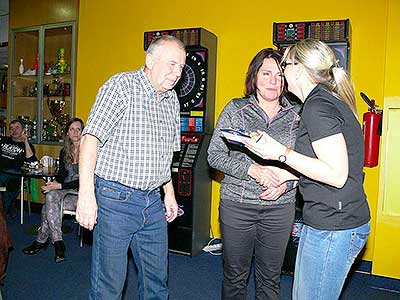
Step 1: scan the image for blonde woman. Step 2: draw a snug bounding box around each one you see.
[245,39,370,300]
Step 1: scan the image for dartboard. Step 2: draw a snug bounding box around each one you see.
[175,49,208,112]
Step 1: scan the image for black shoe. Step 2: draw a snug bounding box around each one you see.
[22,240,49,255]
[54,241,66,263]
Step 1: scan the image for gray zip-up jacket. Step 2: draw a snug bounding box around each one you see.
[208,95,301,205]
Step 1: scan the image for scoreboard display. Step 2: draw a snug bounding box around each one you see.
[273,19,351,71]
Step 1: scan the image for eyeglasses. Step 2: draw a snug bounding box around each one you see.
[281,61,298,70]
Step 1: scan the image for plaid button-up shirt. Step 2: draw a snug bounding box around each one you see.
[83,67,181,190]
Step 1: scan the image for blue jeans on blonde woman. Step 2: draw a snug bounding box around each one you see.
[292,222,370,300]
[90,176,168,300]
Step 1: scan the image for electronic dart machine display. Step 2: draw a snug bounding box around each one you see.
[144,28,217,256]
[273,19,351,71]
[273,19,351,274]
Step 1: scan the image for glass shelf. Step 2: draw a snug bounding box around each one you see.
[9,22,76,144]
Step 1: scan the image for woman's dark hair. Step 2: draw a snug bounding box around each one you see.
[244,48,284,97]
[63,117,84,164]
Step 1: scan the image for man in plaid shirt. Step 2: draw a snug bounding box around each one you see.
[76,35,186,300]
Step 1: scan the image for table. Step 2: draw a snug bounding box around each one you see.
[2,167,57,224]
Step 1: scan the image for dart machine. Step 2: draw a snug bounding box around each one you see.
[144,28,217,256]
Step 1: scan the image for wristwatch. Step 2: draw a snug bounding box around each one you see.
[278,147,292,163]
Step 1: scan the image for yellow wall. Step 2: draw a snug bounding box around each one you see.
[76,0,397,262]
[371,0,400,278]
[384,0,400,96]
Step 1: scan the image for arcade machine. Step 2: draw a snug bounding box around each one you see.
[272,19,351,274]
[144,28,217,256]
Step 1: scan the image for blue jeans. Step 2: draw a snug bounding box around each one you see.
[292,222,370,300]
[90,176,168,300]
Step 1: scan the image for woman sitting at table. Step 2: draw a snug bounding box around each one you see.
[23,118,84,263]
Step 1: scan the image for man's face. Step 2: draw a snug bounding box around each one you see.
[146,41,186,94]
[10,122,24,140]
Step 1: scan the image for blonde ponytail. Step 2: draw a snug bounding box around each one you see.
[330,66,357,114]
[286,39,357,114]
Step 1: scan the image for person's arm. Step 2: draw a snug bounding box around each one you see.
[246,98,349,188]
[246,132,348,188]
[76,134,99,230]
[248,164,281,188]
[41,181,62,193]
[208,101,258,180]
[162,180,178,223]
[285,134,348,188]
[21,133,34,159]
[55,150,67,184]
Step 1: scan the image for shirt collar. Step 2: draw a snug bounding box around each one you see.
[306,83,326,101]
[139,67,175,102]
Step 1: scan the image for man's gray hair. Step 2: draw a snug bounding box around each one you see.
[146,35,185,55]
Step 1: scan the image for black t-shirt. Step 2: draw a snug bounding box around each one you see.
[295,84,370,230]
[0,136,37,170]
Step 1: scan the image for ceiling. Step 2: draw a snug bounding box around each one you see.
[0,0,8,16]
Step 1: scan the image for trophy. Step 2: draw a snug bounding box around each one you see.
[59,113,70,136]
[46,96,65,141]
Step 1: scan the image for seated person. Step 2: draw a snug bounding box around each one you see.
[23,118,84,263]
[0,119,37,218]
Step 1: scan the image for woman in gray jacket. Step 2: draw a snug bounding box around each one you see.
[208,48,301,300]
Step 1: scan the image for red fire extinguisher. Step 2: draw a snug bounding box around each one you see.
[360,92,383,167]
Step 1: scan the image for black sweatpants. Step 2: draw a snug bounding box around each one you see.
[219,199,295,300]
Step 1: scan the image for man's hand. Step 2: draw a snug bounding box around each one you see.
[164,194,178,223]
[21,132,29,144]
[163,180,178,223]
[76,190,98,230]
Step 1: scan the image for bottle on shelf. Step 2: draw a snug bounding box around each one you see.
[19,58,25,75]
[33,52,39,75]
[0,119,6,137]
[57,48,66,74]
[1,76,6,92]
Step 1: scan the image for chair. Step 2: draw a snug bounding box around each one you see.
[60,191,83,247]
